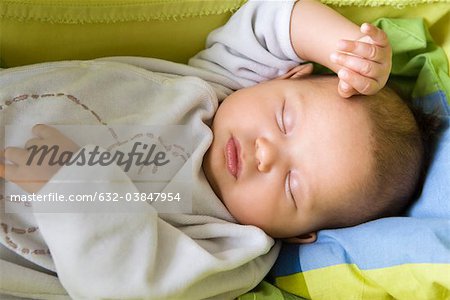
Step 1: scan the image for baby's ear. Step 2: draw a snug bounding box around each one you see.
[277,63,313,80]
[282,232,317,244]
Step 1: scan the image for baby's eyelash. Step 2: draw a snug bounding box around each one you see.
[285,171,296,207]
[279,100,287,133]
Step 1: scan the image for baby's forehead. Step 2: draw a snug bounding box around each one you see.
[276,76,341,98]
[285,75,339,87]
[226,75,369,113]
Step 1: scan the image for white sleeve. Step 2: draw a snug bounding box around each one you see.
[189,0,303,88]
[33,145,278,299]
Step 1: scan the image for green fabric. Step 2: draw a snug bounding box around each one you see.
[0,0,246,22]
[238,281,306,300]
[322,0,448,6]
[314,17,450,103]
[375,18,450,104]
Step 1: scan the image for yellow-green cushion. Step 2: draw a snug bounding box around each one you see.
[0,0,246,67]
[0,0,449,69]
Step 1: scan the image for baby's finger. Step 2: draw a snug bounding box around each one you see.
[338,68,380,95]
[331,52,382,79]
[0,149,5,167]
[360,23,389,47]
[338,80,357,98]
[0,163,18,180]
[4,147,28,165]
[32,124,62,139]
[0,150,5,171]
[0,163,5,179]
[1,151,20,181]
[336,40,385,62]
[24,138,45,150]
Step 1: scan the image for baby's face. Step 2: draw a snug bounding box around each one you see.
[203,77,374,238]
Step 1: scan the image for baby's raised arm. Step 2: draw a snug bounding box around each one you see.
[291,0,392,97]
[190,0,392,97]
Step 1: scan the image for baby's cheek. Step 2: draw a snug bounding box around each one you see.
[224,191,274,230]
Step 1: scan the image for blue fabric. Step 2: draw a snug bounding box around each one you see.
[274,218,450,275]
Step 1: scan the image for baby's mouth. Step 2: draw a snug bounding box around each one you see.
[225,137,241,179]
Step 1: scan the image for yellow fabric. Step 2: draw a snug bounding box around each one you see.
[0,0,449,69]
[0,0,246,67]
[276,264,450,300]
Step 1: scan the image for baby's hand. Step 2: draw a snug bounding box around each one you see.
[330,23,392,98]
[0,124,79,193]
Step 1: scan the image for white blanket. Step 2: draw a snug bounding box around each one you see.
[0,59,279,299]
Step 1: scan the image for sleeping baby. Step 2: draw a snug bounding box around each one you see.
[0,0,426,299]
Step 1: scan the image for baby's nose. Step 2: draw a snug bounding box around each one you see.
[255,137,277,172]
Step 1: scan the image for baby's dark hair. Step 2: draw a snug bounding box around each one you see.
[333,85,442,228]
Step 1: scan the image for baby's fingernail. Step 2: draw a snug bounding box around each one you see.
[340,82,350,91]
[330,53,339,62]
[337,40,347,50]
[361,23,371,32]
[338,69,348,79]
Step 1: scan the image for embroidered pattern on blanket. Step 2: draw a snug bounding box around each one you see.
[1,218,49,256]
